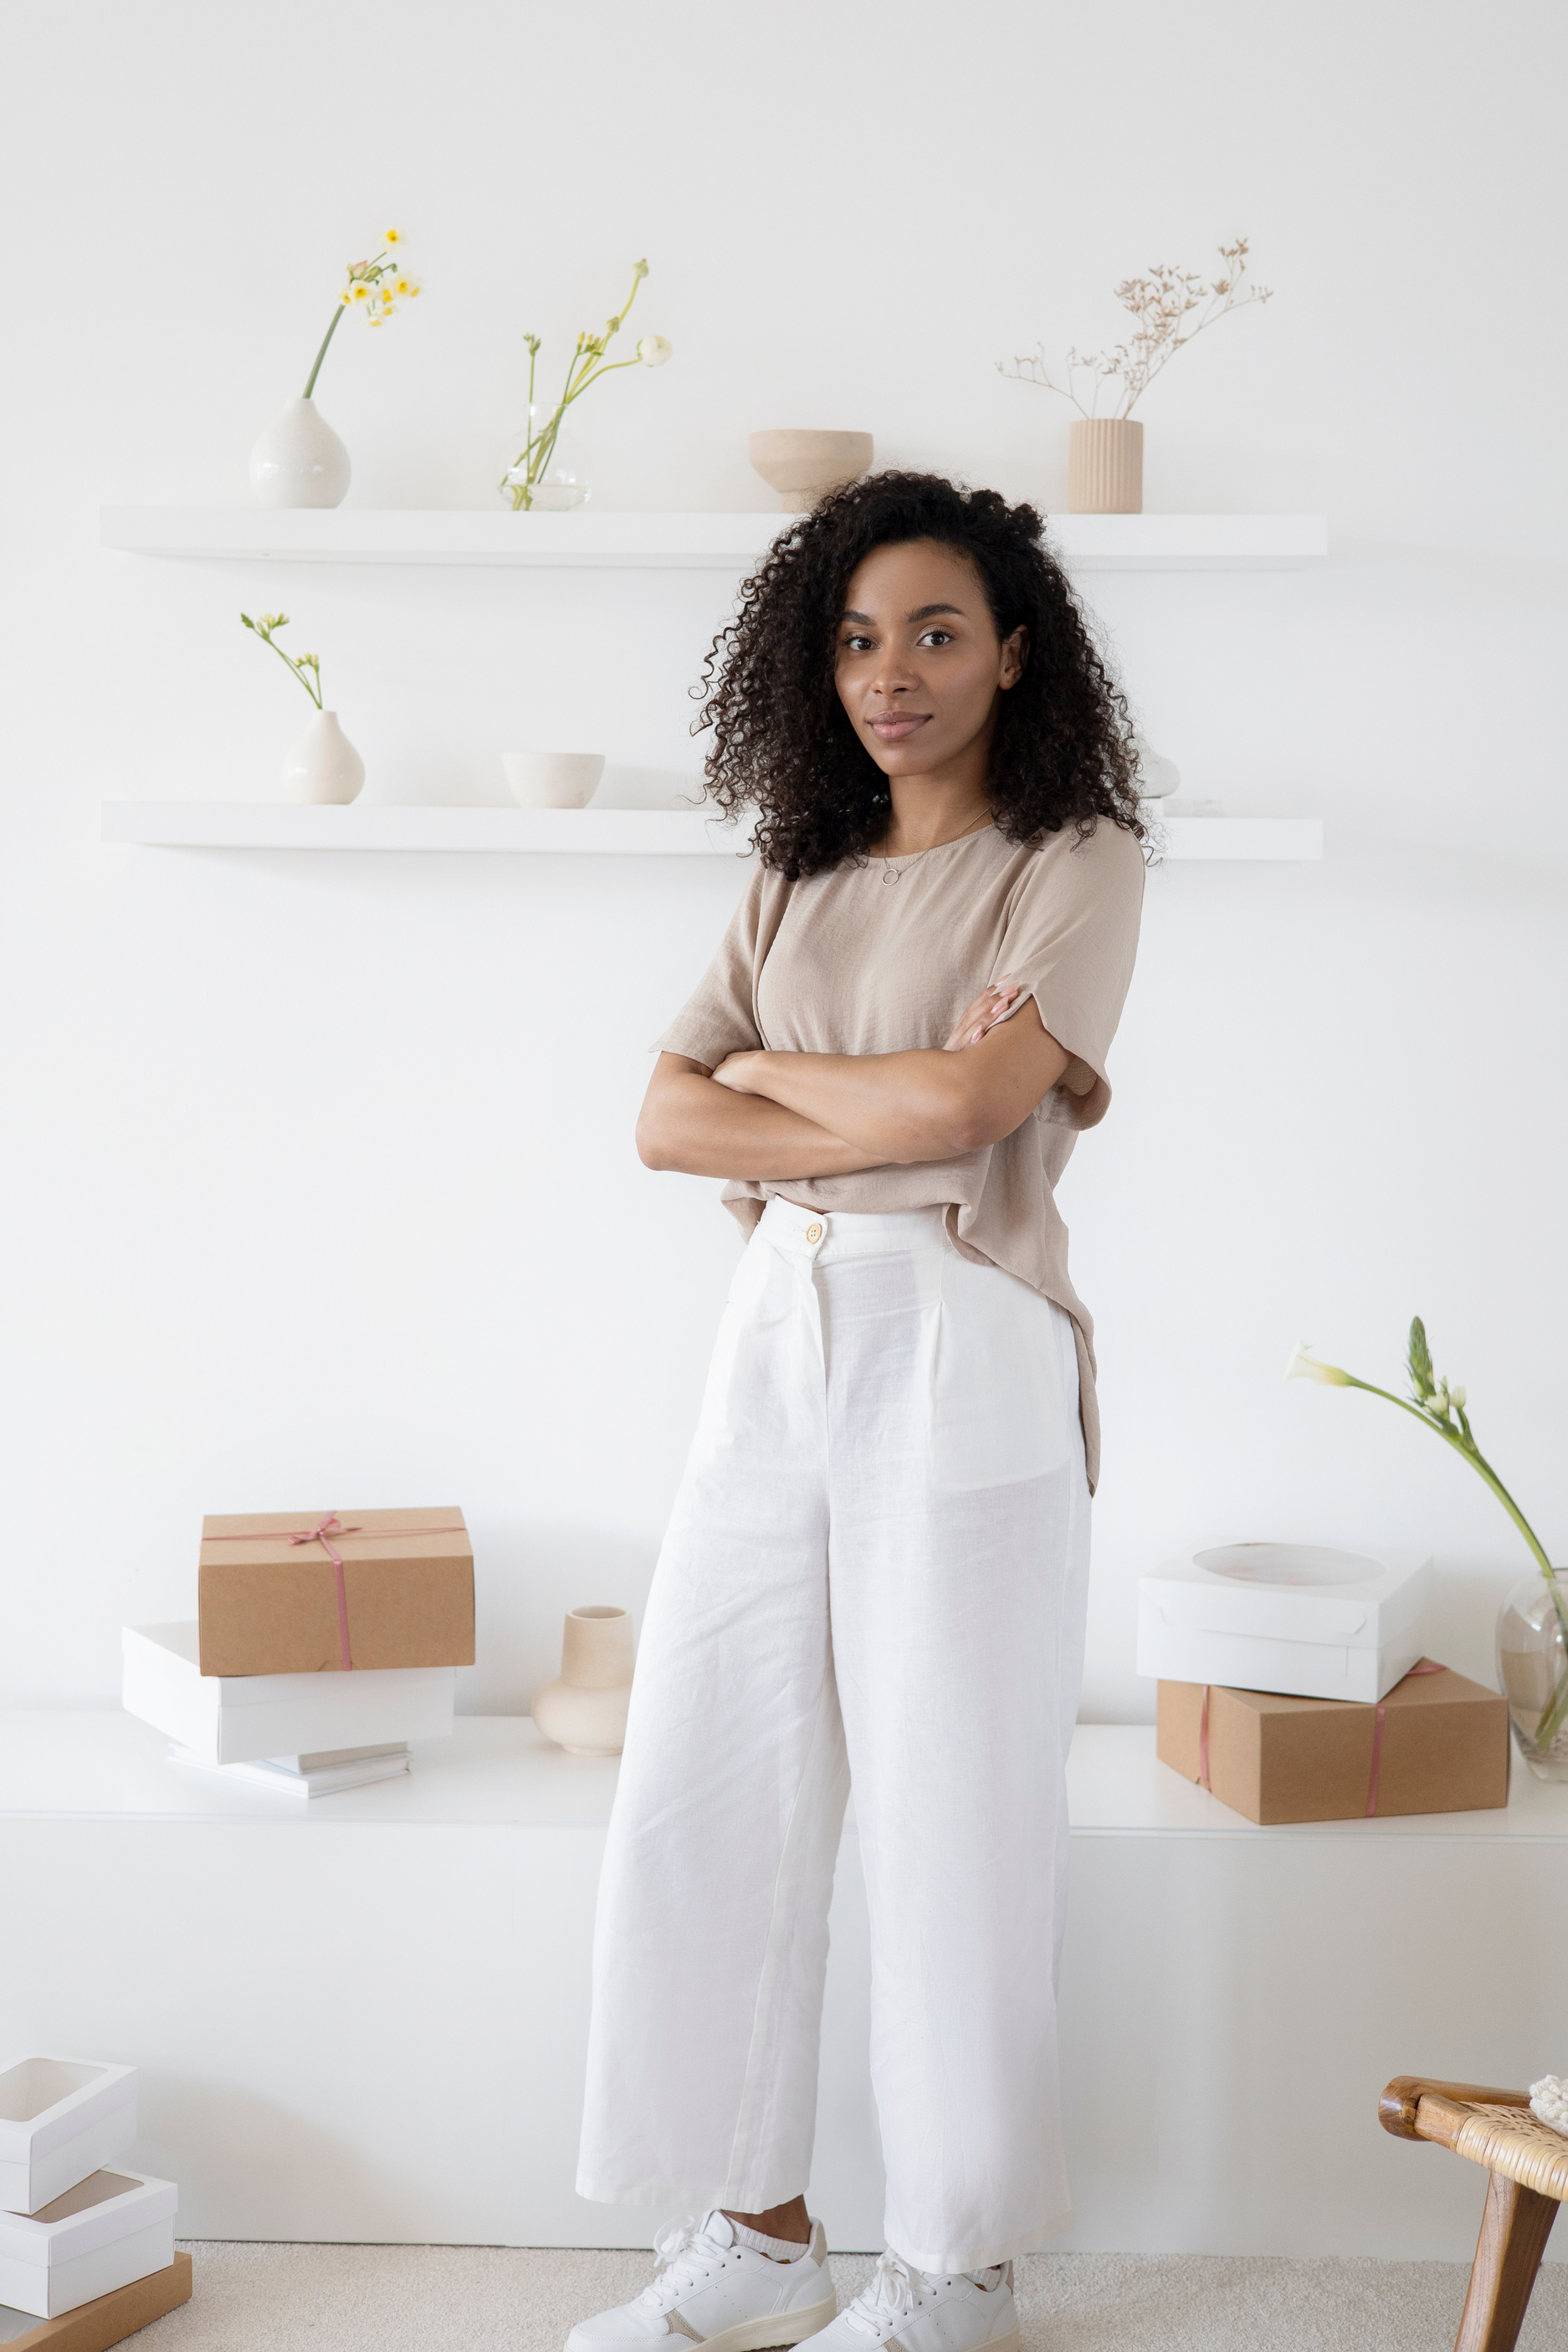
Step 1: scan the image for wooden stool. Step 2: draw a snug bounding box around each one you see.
[1381,2077,1568,2350]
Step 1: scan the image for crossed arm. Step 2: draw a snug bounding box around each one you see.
[636,981,1084,1181]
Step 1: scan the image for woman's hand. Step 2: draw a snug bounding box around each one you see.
[943,976,1019,1052]
[710,1051,765,1094]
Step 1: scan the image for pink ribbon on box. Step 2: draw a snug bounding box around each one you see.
[202,1513,469,1673]
[1197,1662,1447,1813]
[1366,1659,1447,1817]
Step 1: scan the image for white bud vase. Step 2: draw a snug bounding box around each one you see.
[532,1606,635,1757]
[284,710,365,805]
[249,396,351,509]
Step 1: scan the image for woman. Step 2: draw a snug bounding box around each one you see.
[569,473,1145,2352]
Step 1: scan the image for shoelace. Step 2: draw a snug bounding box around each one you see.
[638,2216,734,2310]
[844,2251,923,2335]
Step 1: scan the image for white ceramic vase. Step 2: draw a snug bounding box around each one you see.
[249,396,351,509]
[532,1606,635,1756]
[284,710,365,805]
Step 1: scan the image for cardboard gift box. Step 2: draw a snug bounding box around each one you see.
[1156,1660,1509,1824]
[0,2252,191,2350]
[0,2067,136,2221]
[123,1622,455,1765]
[1136,1540,1432,1704]
[197,1507,474,1677]
[0,2174,176,2321]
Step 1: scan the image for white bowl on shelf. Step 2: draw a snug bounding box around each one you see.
[501,753,605,810]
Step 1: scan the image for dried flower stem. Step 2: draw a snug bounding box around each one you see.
[1000,238,1272,421]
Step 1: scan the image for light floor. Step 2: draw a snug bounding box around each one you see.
[137,2243,1568,2350]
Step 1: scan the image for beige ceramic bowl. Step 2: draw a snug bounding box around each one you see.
[502,752,606,809]
[749,429,874,511]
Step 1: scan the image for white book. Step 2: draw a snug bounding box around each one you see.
[122,1622,455,1766]
[167,1745,411,1799]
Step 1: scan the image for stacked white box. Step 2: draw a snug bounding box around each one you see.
[1135,1541,1434,1704]
[121,1622,456,1765]
[0,2062,136,2218]
[0,2171,177,2319]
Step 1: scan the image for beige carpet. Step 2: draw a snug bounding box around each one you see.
[126,2243,1568,2350]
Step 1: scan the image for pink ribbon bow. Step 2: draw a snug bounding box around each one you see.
[287,1514,361,1671]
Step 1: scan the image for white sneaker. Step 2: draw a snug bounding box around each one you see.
[800,2250,1019,2352]
[566,2211,837,2352]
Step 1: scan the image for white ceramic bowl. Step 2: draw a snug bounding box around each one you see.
[502,752,606,809]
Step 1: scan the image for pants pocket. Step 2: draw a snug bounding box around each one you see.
[927,1249,1073,1491]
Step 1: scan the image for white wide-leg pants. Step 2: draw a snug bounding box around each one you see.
[577,1199,1093,2273]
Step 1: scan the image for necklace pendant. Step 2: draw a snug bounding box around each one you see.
[881,864,899,884]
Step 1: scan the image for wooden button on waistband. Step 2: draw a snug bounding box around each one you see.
[805,1222,823,1243]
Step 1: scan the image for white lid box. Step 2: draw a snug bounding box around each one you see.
[121,1622,455,1765]
[1135,1542,1434,1704]
[0,2173,176,2321]
[0,2065,136,2220]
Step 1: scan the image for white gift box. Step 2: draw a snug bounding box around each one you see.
[1135,1541,1434,1704]
[122,1621,456,1765]
[0,2171,176,2319]
[0,2062,136,2218]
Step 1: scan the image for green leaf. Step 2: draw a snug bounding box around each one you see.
[1407,1316,1435,1400]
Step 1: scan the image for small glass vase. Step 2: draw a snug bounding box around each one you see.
[499,411,590,511]
[1496,1571,1568,1781]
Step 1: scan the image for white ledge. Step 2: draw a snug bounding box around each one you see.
[100,805,1324,860]
[100,509,1329,572]
[0,1716,1558,1841]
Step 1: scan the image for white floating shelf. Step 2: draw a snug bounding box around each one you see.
[100,509,1328,572]
[100,804,1323,859]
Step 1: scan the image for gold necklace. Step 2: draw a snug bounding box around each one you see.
[874,805,992,884]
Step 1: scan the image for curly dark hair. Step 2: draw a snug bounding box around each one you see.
[693,469,1145,879]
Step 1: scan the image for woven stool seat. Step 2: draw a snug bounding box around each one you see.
[1452,2104,1568,2201]
[1381,2074,1565,2350]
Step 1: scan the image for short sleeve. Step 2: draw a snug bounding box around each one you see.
[998,822,1145,1130]
[652,864,767,1068]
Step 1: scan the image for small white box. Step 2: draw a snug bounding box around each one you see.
[122,1622,456,1765]
[0,2062,136,2218]
[0,2170,176,2319]
[1135,1541,1433,1704]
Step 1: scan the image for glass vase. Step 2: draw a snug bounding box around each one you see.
[499,410,590,511]
[1496,1572,1568,1781]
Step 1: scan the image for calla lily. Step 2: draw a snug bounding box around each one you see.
[1284,1342,1351,1386]
[1285,1315,1568,1746]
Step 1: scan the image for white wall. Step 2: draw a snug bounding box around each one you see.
[1,0,1563,1724]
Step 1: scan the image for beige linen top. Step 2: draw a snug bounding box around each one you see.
[654,820,1145,1490]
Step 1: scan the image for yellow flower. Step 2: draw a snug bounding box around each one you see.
[393,276,412,295]
[386,228,401,243]
[352,283,369,299]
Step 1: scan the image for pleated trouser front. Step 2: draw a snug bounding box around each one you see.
[576,1197,1093,2272]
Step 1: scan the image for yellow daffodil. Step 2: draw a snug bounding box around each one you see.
[386,228,401,243]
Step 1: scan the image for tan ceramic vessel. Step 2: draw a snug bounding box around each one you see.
[749,429,874,511]
[532,1606,635,1756]
[1068,418,1144,514]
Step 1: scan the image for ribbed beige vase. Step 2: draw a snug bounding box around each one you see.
[1068,418,1144,514]
[532,1606,635,1757]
